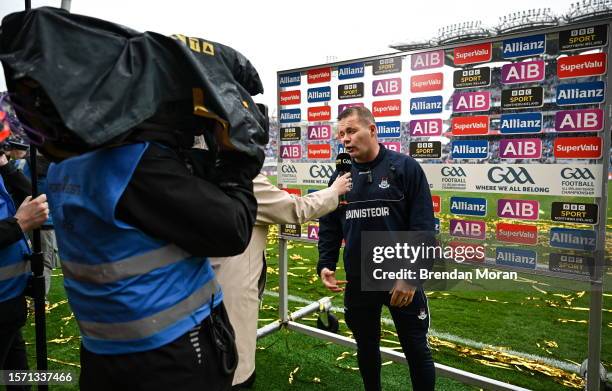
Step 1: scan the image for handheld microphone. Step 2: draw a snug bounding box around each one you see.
[335,152,352,205]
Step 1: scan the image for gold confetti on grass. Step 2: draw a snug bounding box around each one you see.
[288,366,300,384]
[60,312,75,324]
[48,357,80,368]
[47,336,77,344]
[335,364,360,371]
[266,267,279,275]
[43,299,69,313]
[473,359,512,369]
[485,296,508,304]
[543,340,558,348]
[559,306,612,313]
[557,318,588,324]
[336,351,352,361]
[380,338,401,345]
[531,285,548,295]
[381,361,393,366]
[427,336,584,389]
[553,293,572,299]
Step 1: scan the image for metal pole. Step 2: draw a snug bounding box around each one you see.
[278,237,289,323]
[21,3,48,390]
[257,297,332,339]
[29,152,48,390]
[586,21,612,391]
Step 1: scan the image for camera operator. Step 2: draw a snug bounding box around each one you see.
[46,114,261,390]
[0,151,49,390]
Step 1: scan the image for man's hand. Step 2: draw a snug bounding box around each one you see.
[0,153,8,167]
[320,267,347,292]
[389,280,416,307]
[15,194,49,232]
[330,172,352,196]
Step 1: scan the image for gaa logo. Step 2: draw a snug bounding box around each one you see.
[441,167,467,177]
[336,157,351,166]
[561,168,595,180]
[281,165,297,174]
[488,167,534,184]
[309,165,334,178]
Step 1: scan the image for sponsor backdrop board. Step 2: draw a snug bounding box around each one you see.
[276,21,610,278]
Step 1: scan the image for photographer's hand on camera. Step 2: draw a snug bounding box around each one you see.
[212,150,262,188]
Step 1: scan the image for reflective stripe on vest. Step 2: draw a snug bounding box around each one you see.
[78,278,219,341]
[0,261,30,282]
[61,244,190,284]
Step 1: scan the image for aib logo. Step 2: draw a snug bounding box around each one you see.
[281,165,297,174]
[441,167,467,177]
[309,165,334,179]
[561,168,595,180]
[488,167,534,184]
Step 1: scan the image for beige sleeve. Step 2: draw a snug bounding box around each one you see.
[254,174,339,226]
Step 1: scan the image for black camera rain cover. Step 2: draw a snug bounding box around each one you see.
[0,7,268,158]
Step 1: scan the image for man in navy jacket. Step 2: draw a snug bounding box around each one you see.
[317,106,436,391]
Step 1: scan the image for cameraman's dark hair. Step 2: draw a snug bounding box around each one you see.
[337,106,375,127]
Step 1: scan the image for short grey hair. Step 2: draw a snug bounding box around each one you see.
[337,106,375,127]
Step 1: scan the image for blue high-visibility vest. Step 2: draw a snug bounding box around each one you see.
[47,142,222,354]
[0,175,31,303]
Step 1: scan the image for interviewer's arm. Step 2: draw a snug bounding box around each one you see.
[254,174,339,226]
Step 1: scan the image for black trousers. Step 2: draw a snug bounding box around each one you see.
[80,303,236,391]
[0,295,30,391]
[344,282,435,391]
